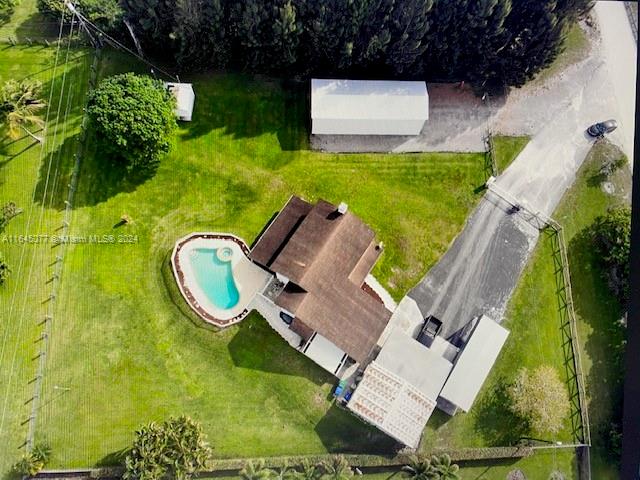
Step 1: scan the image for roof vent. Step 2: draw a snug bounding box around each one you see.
[337,202,348,215]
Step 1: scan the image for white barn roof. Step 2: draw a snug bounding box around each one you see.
[439,315,510,412]
[165,82,195,121]
[311,79,429,136]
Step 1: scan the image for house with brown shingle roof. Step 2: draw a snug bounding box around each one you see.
[250,196,392,371]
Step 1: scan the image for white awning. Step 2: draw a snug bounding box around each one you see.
[302,332,347,375]
[439,315,510,412]
[311,79,429,136]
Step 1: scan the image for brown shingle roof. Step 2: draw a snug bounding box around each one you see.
[250,196,391,363]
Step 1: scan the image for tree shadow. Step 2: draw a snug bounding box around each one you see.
[567,226,625,458]
[314,404,399,454]
[96,447,129,467]
[473,380,528,446]
[178,74,308,156]
[226,313,328,385]
[12,13,64,43]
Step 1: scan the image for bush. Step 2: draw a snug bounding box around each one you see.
[0,252,10,286]
[87,73,176,171]
[13,442,51,476]
[0,0,17,25]
[592,206,631,304]
[37,0,123,31]
[507,366,570,435]
[123,415,211,480]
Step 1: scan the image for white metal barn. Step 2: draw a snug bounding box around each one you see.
[165,82,195,121]
[310,79,429,136]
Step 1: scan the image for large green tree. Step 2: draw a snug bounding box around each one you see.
[508,365,570,434]
[592,206,631,304]
[124,415,212,480]
[401,456,438,480]
[87,73,176,170]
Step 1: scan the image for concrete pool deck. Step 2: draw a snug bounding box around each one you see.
[171,233,271,327]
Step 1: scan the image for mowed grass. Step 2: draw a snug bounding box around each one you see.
[553,141,630,479]
[0,46,91,471]
[420,140,630,478]
[492,135,529,174]
[32,50,486,467]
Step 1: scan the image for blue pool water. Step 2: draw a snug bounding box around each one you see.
[188,248,240,309]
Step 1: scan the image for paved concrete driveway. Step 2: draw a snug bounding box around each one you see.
[311,83,497,153]
[400,2,636,338]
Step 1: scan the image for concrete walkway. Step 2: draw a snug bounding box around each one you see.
[397,2,637,338]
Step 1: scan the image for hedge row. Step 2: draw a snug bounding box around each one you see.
[38,447,534,479]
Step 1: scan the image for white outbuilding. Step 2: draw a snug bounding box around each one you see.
[165,82,195,121]
[311,79,429,136]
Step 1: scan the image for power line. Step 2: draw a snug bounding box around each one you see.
[64,1,179,81]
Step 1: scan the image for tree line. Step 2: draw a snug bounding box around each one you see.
[42,0,593,90]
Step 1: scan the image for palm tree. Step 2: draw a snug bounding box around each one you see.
[240,460,275,480]
[293,459,322,480]
[0,79,46,142]
[272,461,297,480]
[430,454,460,480]
[401,456,438,480]
[320,455,353,480]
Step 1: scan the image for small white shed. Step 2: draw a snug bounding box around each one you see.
[311,79,429,136]
[165,82,195,121]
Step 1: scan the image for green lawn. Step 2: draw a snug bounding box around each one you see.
[17,49,488,468]
[0,0,60,43]
[552,141,630,479]
[0,46,92,471]
[492,136,529,174]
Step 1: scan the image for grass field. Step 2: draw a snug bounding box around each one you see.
[16,49,488,468]
[492,136,529,174]
[0,46,91,471]
[553,141,630,479]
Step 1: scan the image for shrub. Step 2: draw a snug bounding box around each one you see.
[87,73,176,171]
[13,442,51,476]
[0,252,10,286]
[123,415,211,480]
[592,206,631,304]
[0,0,17,24]
[507,366,570,434]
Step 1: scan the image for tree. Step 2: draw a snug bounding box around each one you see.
[87,73,176,171]
[37,0,123,32]
[0,79,46,141]
[592,206,631,304]
[320,455,352,480]
[123,415,212,480]
[508,366,570,434]
[239,460,274,480]
[401,456,438,480]
[430,454,460,480]
[293,459,322,480]
[171,0,230,70]
[13,442,51,475]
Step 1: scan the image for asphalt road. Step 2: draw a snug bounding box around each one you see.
[402,2,637,338]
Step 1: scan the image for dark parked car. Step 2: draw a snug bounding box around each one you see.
[587,119,618,137]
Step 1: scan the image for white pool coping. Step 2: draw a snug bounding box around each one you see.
[171,232,272,327]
